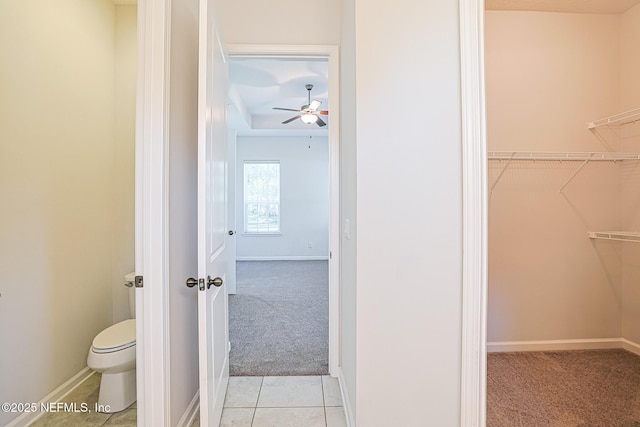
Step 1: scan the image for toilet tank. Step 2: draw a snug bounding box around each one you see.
[124,272,136,318]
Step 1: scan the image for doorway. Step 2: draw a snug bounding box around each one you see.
[458,0,640,425]
[228,45,340,376]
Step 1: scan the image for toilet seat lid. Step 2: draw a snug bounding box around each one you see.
[92,319,136,351]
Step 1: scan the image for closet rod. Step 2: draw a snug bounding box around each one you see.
[587,107,640,129]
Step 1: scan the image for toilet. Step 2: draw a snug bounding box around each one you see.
[87,272,136,412]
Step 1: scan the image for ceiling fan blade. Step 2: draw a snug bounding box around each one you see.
[309,100,322,111]
[319,110,329,115]
[273,107,301,112]
[316,117,327,127]
[282,115,301,124]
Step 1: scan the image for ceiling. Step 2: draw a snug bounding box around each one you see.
[486,0,640,14]
[228,58,329,137]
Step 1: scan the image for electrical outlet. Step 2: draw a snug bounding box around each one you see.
[308,241,313,248]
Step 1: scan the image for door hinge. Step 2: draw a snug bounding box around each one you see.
[135,276,143,288]
[198,278,205,291]
[330,251,332,260]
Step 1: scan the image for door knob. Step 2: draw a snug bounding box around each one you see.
[186,278,198,288]
[207,276,223,288]
[228,230,235,236]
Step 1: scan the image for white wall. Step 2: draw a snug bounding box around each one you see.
[0,1,130,424]
[168,0,201,424]
[353,0,463,425]
[216,0,340,45]
[339,0,357,421]
[486,11,629,343]
[235,136,329,259]
[620,3,640,345]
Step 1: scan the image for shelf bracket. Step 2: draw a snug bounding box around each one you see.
[559,158,590,194]
[490,157,512,195]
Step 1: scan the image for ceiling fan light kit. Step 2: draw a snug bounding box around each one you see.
[301,113,319,124]
[273,84,328,127]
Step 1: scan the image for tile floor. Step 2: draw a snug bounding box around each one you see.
[192,376,347,427]
[30,373,137,427]
[28,374,345,427]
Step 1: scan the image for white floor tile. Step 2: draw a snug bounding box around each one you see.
[325,406,347,427]
[257,376,324,408]
[220,407,255,427]
[322,375,343,407]
[225,377,263,407]
[252,407,325,427]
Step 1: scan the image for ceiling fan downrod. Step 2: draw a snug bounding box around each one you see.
[305,84,313,107]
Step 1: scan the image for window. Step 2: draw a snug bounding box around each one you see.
[244,161,280,233]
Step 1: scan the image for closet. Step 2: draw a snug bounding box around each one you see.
[485,3,640,357]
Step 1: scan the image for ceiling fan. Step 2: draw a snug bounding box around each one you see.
[273,84,328,127]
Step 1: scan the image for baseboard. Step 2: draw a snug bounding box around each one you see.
[236,256,329,261]
[176,389,199,427]
[338,367,355,427]
[622,339,640,356]
[487,338,622,353]
[5,367,94,427]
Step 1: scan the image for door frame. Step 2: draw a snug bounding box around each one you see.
[226,44,341,376]
[135,0,172,425]
[459,0,488,426]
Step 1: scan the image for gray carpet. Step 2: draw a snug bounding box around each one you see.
[229,260,329,376]
[488,349,640,426]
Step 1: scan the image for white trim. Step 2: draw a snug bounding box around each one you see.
[226,44,341,378]
[136,0,171,425]
[6,368,94,427]
[176,390,200,427]
[338,367,355,427]
[487,338,623,353]
[622,339,640,356]
[459,0,488,426]
[236,256,330,261]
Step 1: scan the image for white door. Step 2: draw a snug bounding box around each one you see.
[197,0,229,424]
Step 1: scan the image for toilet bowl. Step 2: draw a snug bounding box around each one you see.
[87,273,136,413]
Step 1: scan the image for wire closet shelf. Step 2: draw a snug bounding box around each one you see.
[587,107,640,130]
[588,232,640,243]
[488,151,640,161]
[489,108,640,239]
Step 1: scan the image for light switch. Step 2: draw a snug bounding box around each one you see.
[344,219,351,240]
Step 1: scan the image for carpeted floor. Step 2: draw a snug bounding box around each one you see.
[488,349,640,426]
[229,260,329,376]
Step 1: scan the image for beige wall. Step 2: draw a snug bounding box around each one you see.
[113,5,137,322]
[620,3,640,344]
[486,11,633,342]
[0,1,136,424]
